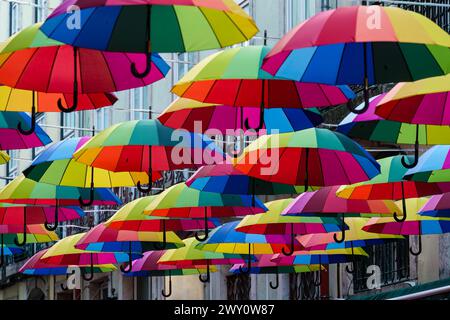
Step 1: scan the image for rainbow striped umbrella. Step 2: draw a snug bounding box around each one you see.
[159,237,249,284]
[172,46,354,130]
[19,249,116,277]
[0,241,23,268]
[41,0,258,79]
[337,94,450,168]
[74,222,184,273]
[234,128,380,190]
[271,247,369,266]
[262,5,450,114]
[124,250,216,298]
[282,186,401,242]
[0,111,51,150]
[0,85,117,135]
[0,151,9,165]
[71,119,226,193]
[418,193,450,218]
[41,233,137,281]
[0,23,169,131]
[337,156,450,222]
[105,196,219,233]
[235,199,344,256]
[144,183,267,243]
[158,98,323,134]
[362,198,450,256]
[23,136,161,205]
[403,145,450,183]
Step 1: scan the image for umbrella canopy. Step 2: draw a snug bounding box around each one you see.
[403,145,450,183]
[262,5,450,114]
[0,151,9,164]
[0,175,121,206]
[105,196,219,232]
[363,198,450,256]
[234,128,380,189]
[0,23,169,94]
[229,254,322,274]
[157,97,324,134]
[271,247,369,265]
[0,111,51,150]
[19,249,117,276]
[337,156,450,222]
[236,198,344,255]
[375,74,450,125]
[418,193,450,218]
[23,137,161,191]
[186,163,312,196]
[40,0,258,53]
[71,119,226,193]
[337,94,450,168]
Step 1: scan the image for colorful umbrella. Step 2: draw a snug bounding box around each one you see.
[0,175,121,244]
[271,247,369,266]
[229,255,323,290]
[0,111,51,150]
[0,23,169,127]
[157,97,323,134]
[375,74,450,126]
[23,136,161,205]
[19,249,116,277]
[337,156,450,222]
[337,94,450,169]
[0,151,9,165]
[0,225,59,267]
[235,198,345,256]
[41,0,258,78]
[105,196,219,233]
[124,250,216,298]
[0,85,117,135]
[71,119,226,193]
[196,221,303,275]
[144,183,267,243]
[234,128,380,190]
[262,5,450,114]
[186,163,314,205]
[282,186,402,242]
[41,233,136,281]
[418,193,450,218]
[362,198,450,256]
[74,222,184,273]
[0,241,23,268]
[403,145,450,183]
[172,45,354,130]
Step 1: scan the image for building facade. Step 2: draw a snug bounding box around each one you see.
[0,0,449,300]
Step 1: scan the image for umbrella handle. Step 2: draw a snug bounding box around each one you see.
[244,79,266,132]
[131,5,153,79]
[281,224,295,256]
[314,256,322,286]
[198,262,210,283]
[120,242,134,274]
[0,235,4,268]
[195,208,209,242]
[137,147,153,194]
[61,270,75,291]
[410,234,422,256]
[401,125,419,169]
[161,271,172,298]
[269,271,279,290]
[79,182,95,207]
[58,47,79,113]
[333,214,346,243]
[239,244,252,274]
[14,208,27,247]
[345,243,355,274]
[394,182,408,222]
[347,42,370,114]
[81,253,94,281]
[44,202,59,231]
[154,220,167,250]
[17,98,36,135]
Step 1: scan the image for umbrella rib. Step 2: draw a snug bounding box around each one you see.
[232,79,244,109]
[222,11,249,44]
[69,9,98,50]
[197,8,224,48]
[43,46,60,96]
[333,43,346,86]
[100,50,120,93]
[396,42,414,82]
[12,49,40,90]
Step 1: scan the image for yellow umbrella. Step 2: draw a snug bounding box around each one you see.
[0,151,9,164]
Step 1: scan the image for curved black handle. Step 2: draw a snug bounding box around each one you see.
[79,183,95,207]
[81,254,94,281]
[131,52,152,79]
[394,182,407,222]
[346,88,370,114]
[410,234,422,256]
[195,207,209,242]
[244,80,266,132]
[120,242,133,274]
[58,47,79,113]
[14,208,27,247]
[161,271,172,298]
[60,283,69,291]
[17,99,36,135]
[44,202,59,231]
[313,272,321,287]
[282,224,295,256]
[198,262,210,283]
[269,271,279,290]
[137,147,153,194]
[401,124,419,169]
[239,245,252,274]
[154,220,167,250]
[333,214,346,243]
[345,243,356,274]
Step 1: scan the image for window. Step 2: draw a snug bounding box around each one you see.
[353,239,410,293]
[9,2,22,36]
[175,53,197,81]
[286,0,316,30]
[130,87,150,120]
[6,149,18,177]
[96,108,111,131]
[61,112,76,139]
[34,0,49,23]
[32,114,47,158]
